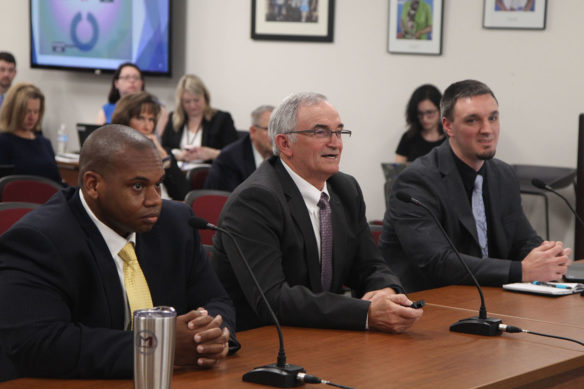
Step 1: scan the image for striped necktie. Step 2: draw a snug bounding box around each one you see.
[118,242,153,328]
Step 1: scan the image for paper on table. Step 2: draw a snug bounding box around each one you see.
[503,282,584,296]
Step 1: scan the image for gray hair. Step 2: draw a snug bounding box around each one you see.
[440,80,498,122]
[268,92,327,156]
[251,104,275,127]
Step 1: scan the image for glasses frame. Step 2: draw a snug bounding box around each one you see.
[286,128,352,140]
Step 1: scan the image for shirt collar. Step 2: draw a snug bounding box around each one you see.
[79,190,136,255]
[281,159,330,207]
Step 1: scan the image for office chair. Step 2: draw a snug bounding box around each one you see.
[184,189,230,246]
[0,175,61,204]
[186,166,211,191]
[0,202,39,235]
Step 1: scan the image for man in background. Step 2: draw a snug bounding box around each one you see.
[0,52,17,109]
[205,105,274,191]
[213,92,422,332]
[0,125,237,381]
[380,79,571,293]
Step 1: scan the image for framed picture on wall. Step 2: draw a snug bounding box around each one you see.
[387,0,443,55]
[483,0,547,30]
[251,0,335,42]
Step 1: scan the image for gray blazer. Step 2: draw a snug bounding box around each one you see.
[380,141,542,293]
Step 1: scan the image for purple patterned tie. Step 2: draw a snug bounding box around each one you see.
[318,192,333,291]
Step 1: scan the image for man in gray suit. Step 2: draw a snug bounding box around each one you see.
[380,79,571,293]
[213,92,422,332]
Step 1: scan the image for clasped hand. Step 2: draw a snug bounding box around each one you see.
[362,288,423,334]
[174,308,230,368]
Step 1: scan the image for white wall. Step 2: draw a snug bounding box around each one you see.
[1,0,581,247]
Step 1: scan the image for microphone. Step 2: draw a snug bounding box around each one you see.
[395,192,502,336]
[189,216,305,387]
[531,178,584,229]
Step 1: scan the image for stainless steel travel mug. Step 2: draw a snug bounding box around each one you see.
[134,306,177,389]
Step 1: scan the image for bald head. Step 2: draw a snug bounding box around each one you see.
[78,124,158,186]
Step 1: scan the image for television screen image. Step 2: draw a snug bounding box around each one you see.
[30,0,171,76]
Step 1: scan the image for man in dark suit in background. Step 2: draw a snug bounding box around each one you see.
[0,125,237,381]
[212,92,422,332]
[205,105,274,191]
[380,79,571,293]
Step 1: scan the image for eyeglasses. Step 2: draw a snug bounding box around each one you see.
[118,75,141,81]
[254,125,268,130]
[287,128,352,140]
[418,109,438,119]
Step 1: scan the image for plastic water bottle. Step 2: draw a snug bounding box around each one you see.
[57,123,68,154]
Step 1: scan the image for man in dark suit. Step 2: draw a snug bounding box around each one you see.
[0,125,237,381]
[380,80,571,293]
[205,105,274,191]
[212,92,422,332]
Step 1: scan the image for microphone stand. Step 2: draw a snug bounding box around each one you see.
[395,192,502,336]
[189,217,304,387]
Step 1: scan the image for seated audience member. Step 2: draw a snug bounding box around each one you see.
[111,92,189,201]
[0,82,62,183]
[96,62,168,134]
[395,84,445,163]
[212,92,423,332]
[380,79,571,293]
[160,74,238,163]
[205,104,274,191]
[0,125,237,381]
[0,51,17,109]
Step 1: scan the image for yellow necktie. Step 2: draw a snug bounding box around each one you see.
[118,242,153,328]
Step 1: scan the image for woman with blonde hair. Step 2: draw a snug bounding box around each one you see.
[161,74,238,162]
[0,82,62,183]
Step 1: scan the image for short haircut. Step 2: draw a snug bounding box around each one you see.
[107,62,144,104]
[111,91,161,127]
[440,80,498,121]
[251,104,274,127]
[0,52,16,65]
[172,74,216,131]
[0,83,44,134]
[78,124,157,186]
[405,84,443,137]
[268,92,327,156]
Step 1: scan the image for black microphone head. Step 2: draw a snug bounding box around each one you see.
[188,216,214,230]
[531,178,548,190]
[395,191,412,203]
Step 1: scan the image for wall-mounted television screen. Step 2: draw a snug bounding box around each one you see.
[29,0,171,76]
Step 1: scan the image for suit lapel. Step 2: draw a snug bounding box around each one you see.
[328,184,346,291]
[437,143,481,248]
[275,160,322,291]
[69,190,126,329]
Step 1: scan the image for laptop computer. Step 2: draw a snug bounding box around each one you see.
[565,262,584,283]
[76,123,101,148]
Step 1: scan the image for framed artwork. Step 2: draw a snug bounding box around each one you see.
[387,0,443,55]
[483,0,547,30]
[251,0,335,42]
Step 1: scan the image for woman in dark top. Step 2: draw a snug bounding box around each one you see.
[395,84,445,163]
[0,82,62,183]
[160,74,238,162]
[111,92,189,201]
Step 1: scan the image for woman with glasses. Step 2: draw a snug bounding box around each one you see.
[97,63,144,125]
[111,92,189,201]
[160,74,238,163]
[395,84,444,163]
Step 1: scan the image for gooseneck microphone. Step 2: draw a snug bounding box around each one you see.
[188,216,304,387]
[395,192,502,336]
[531,178,584,229]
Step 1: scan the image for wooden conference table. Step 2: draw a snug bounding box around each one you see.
[2,286,583,389]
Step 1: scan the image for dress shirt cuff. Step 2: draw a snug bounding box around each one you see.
[509,261,522,283]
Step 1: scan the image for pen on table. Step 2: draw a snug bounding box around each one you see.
[532,281,572,290]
